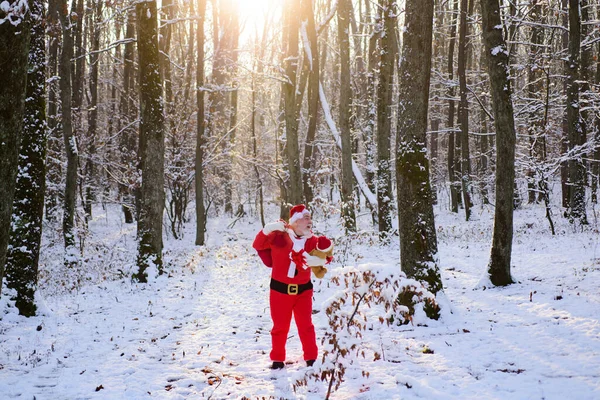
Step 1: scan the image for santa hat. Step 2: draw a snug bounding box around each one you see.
[289,204,311,224]
[316,236,333,253]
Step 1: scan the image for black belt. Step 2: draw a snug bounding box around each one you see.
[270,279,313,295]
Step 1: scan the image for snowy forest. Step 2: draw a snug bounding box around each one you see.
[1,0,599,398]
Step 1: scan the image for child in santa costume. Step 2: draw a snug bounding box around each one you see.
[253,204,333,369]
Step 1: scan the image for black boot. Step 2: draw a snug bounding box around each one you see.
[271,361,285,370]
[306,359,315,367]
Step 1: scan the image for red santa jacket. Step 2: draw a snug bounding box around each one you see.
[253,229,330,285]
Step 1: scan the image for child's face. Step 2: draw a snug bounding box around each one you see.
[291,213,312,236]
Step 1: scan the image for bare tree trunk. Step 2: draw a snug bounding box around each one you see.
[283,0,303,204]
[5,0,46,315]
[396,0,442,295]
[338,0,357,232]
[301,0,319,206]
[481,0,516,286]
[195,0,207,246]
[447,0,460,213]
[251,73,265,227]
[580,0,592,203]
[579,0,590,148]
[593,17,600,204]
[277,89,289,219]
[251,17,268,226]
[183,0,195,105]
[429,0,445,205]
[376,0,396,236]
[71,0,84,114]
[283,0,303,206]
[348,0,364,209]
[526,0,544,204]
[46,0,62,221]
[0,3,30,295]
[565,0,587,224]
[71,0,84,225]
[84,0,102,219]
[159,0,174,116]
[135,0,165,281]
[119,11,136,224]
[225,6,239,215]
[560,0,570,208]
[476,22,491,206]
[364,4,381,224]
[457,0,473,220]
[58,0,79,261]
[207,0,235,215]
[106,17,121,205]
[479,105,490,205]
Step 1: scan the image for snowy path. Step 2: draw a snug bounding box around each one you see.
[2,208,600,399]
[0,223,320,399]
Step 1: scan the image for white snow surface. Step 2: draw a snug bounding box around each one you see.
[1,202,600,399]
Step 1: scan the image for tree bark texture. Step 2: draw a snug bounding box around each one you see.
[225,5,239,215]
[480,0,516,286]
[376,0,396,235]
[0,1,30,296]
[301,0,319,206]
[396,0,442,294]
[71,0,84,114]
[159,0,174,115]
[251,72,265,227]
[366,36,379,183]
[560,0,569,208]
[195,0,207,246]
[58,0,78,259]
[565,0,587,224]
[338,0,356,232]
[364,6,381,224]
[429,0,444,201]
[593,27,600,204]
[6,0,46,315]
[119,12,136,224]
[135,1,165,281]
[447,0,460,213]
[84,0,102,219]
[526,0,544,204]
[207,0,235,214]
[45,0,62,221]
[283,0,303,206]
[457,0,473,220]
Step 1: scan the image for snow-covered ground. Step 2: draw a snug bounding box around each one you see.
[1,200,599,399]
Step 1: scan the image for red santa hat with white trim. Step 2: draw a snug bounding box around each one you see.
[289,204,311,224]
[315,236,333,253]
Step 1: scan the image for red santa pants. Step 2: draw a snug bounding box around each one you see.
[269,288,318,362]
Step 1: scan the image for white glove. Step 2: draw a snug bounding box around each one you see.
[262,220,286,235]
[304,253,325,267]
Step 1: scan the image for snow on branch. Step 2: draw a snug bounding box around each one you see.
[72,38,137,61]
[300,21,313,70]
[318,82,378,208]
[0,0,28,26]
[316,0,338,35]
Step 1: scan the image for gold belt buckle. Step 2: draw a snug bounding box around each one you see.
[287,284,299,295]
